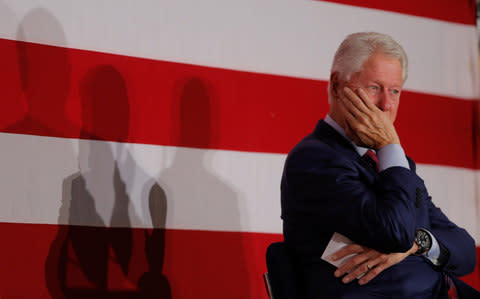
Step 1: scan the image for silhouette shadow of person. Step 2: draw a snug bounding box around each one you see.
[0,1,23,130]
[0,5,78,299]
[155,77,251,298]
[137,181,172,298]
[6,7,77,137]
[47,65,145,298]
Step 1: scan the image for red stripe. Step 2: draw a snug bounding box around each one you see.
[0,39,478,169]
[0,222,479,298]
[397,93,480,169]
[318,0,477,25]
[0,222,282,298]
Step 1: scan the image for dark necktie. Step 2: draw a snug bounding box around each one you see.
[363,150,379,173]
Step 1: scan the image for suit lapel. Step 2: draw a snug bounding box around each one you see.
[313,119,378,177]
[313,119,359,160]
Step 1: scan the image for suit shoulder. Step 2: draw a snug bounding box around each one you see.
[285,133,349,169]
[288,133,331,155]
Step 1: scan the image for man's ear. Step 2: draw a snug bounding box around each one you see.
[330,72,340,99]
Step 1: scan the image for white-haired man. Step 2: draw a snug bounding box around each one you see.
[281,32,478,298]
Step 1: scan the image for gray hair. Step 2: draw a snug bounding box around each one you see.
[331,32,408,84]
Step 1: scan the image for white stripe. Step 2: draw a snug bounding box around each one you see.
[416,164,480,244]
[0,0,478,99]
[0,133,478,244]
[0,133,285,233]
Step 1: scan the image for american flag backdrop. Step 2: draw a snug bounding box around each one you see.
[0,0,479,298]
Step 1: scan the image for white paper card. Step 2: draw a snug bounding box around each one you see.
[321,232,356,267]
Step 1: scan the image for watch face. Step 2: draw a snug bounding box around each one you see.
[415,229,432,253]
[418,231,428,247]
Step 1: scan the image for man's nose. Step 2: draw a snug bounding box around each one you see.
[377,91,392,112]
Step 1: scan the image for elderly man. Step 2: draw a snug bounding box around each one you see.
[281,32,478,298]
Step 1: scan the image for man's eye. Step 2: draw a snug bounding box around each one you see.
[368,86,378,91]
[391,89,400,95]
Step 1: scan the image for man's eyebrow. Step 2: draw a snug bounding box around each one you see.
[372,80,402,89]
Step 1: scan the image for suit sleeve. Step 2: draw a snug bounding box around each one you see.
[282,144,421,253]
[425,200,476,276]
[406,158,476,276]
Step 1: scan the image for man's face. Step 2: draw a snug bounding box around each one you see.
[342,54,403,122]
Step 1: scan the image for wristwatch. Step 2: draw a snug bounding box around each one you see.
[414,228,432,255]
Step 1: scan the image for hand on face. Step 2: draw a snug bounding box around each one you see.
[339,86,400,150]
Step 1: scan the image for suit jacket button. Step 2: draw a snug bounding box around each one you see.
[415,188,422,208]
[416,188,422,198]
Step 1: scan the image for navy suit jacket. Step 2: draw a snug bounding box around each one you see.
[281,119,477,298]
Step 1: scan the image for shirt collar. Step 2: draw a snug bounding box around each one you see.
[324,114,370,156]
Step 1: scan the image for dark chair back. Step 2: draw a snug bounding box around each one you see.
[265,242,297,299]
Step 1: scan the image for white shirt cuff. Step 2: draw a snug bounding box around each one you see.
[376,144,410,171]
[424,229,441,265]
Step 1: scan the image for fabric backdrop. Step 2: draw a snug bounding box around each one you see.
[0,0,478,298]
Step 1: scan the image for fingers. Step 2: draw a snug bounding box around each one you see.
[335,250,382,283]
[342,87,376,116]
[339,88,373,142]
[332,244,366,280]
[339,88,366,121]
[333,247,378,277]
[357,258,388,285]
[337,93,368,146]
[356,88,378,112]
[335,251,410,285]
[356,253,392,285]
[356,251,407,285]
[342,105,374,148]
[331,244,365,261]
